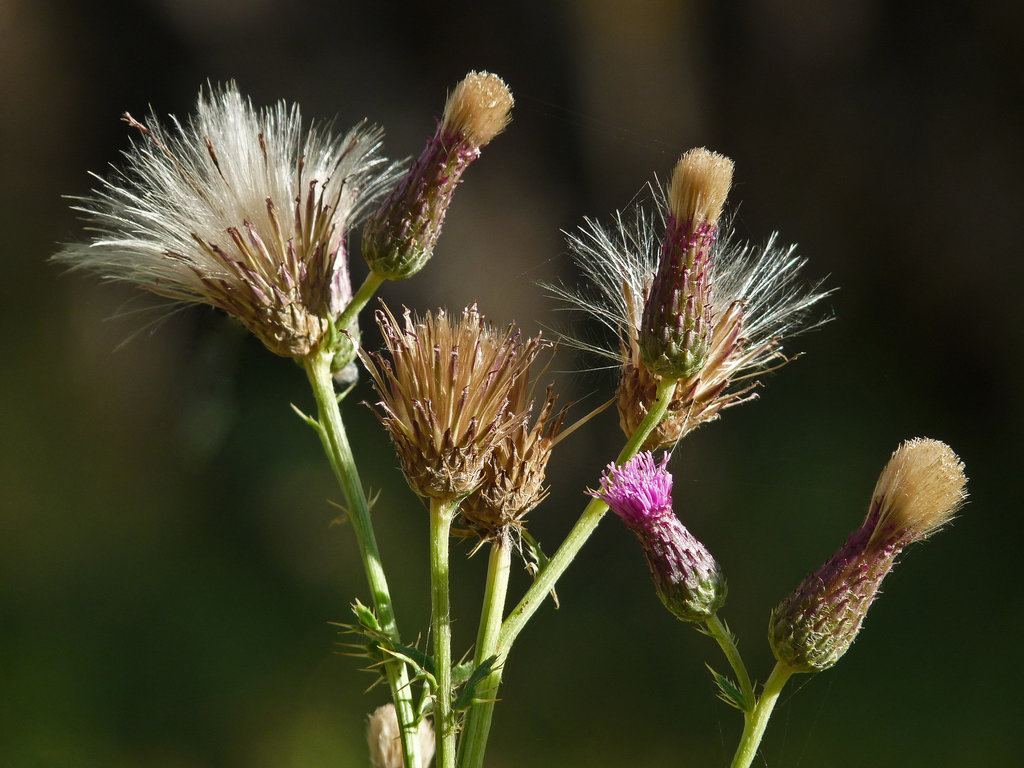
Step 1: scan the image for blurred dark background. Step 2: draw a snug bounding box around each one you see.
[2,1,1021,766]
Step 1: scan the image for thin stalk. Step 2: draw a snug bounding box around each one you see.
[456,378,676,766]
[705,614,755,713]
[456,536,512,768]
[429,497,457,768]
[335,271,385,338]
[304,351,420,768]
[498,377,677,650]
[730,662,794,768]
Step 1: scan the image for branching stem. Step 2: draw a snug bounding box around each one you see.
[730,662,794,768]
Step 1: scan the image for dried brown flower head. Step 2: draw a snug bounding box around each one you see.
[364,304,542,501]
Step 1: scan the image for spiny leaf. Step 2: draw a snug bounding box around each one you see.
[453,655,501,711]
[707,664,749,711]
[521,529,559,608]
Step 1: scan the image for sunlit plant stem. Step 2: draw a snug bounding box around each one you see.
[304,349,421,768]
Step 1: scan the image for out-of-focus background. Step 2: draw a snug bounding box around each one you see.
[2,1,1021,766]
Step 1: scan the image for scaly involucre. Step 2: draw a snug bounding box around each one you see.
[364,304,544,501]
[550,184,829,449]
[56,83,397,359]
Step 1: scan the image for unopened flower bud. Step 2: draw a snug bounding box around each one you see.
[367,703,435,768]
[639,148,734,379]
[362,71,513,281]
[769,438,967,673]
[592,452,726,622]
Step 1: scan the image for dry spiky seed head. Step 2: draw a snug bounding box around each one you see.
[364,304,540,501]
[442,71,514,147]
[367,703,435,768]
[55,83,395,361]
[769,438,968,673]
[458,379,566,540]
[622,299,772,449]
[639,149,736,380]
[552,185,829,450]
[362,71,513,281]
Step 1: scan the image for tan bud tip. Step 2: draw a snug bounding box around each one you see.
[871,437,968,543]
[668,147,735,228]
[442,71,514,146]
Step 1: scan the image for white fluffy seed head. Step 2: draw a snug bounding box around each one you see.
[56,82,398,358]
[367,703,435,768]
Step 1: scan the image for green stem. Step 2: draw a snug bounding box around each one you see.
[705,614,755,713]
[498,377,677,651]
[335,271,385,338]
[730,662,794,768]
[304,351,420,768]
[429,497,457,768]
[456,536,512,768]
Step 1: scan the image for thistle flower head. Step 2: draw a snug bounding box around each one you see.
[639,148,735,379]
[592,453,726,622]
[363,304,541,501]
[367,703,435,768]
[551,182,828,450]
[769,438,967,673]
[362,71,513,281]
[458,376,567,541]
[592,451,674,528]
[55,83,396,361]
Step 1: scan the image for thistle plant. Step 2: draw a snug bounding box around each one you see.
[56,74,968,768]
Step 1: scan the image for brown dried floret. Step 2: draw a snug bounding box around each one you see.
[458,378,567,541]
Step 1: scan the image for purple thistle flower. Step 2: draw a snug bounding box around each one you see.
[593,453,726,622]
